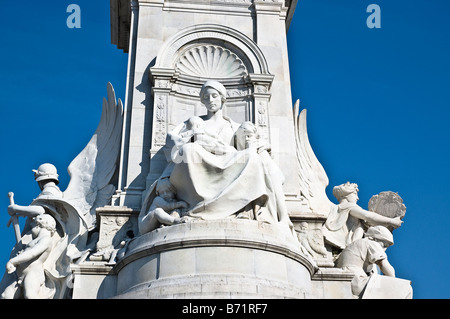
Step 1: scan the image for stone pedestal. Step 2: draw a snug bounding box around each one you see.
[113,220,316,298]
[311,268,355,299]
[70,215,356,299]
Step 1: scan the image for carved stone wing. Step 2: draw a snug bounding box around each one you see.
[293,100,334,216]
[63,83,123,230]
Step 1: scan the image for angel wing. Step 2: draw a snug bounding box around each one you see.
[63,82,123,230]
[293,100,334,216]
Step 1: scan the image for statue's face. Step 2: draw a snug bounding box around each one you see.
[374,239,389,251]
[37,180,45,191]
[237,130,257,149]
[201,87,222,113]
[346,191,359,203]
[30,217,41,237]
[158,187,175,201]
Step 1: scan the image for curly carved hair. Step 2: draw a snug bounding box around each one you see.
[332,182,359,201]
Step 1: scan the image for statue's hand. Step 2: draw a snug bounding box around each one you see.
[391,216,403,228]
[174,216,189,225]
[7,204,18,216]
[6,261,16,274]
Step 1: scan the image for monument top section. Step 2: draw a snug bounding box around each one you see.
[110,0,298,52]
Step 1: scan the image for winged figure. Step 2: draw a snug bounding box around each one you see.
[1,83,123,299]
[293,100,334,216]
[62,82,123,230]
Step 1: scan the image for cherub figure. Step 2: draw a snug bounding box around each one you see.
[138,178,189,235]
[335,225,412,298]
[323,182,403,250]
[2,214,57,299]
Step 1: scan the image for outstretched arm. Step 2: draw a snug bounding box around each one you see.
[349,205,403,229]
[8,204,45,218]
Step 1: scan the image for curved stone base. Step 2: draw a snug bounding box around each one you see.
[113,219,316,298]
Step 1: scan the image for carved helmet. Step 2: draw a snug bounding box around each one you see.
[365,225,394,247]
[32,163,59,185]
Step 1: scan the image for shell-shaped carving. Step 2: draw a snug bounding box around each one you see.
[176,45,247,78]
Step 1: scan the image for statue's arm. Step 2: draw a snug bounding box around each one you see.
[7,236,51,272]
[376,258,396,277]
[152,197,188,212]
[8,204,45,218]
[349,206,403,228]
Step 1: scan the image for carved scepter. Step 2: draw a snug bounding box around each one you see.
[7,192,21,244]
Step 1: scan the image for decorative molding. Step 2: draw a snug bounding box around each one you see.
[175,45,248,79]
[153,94,168,146]
[154,24,270,75]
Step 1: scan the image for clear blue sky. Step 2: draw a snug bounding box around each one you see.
[0,0,449,299]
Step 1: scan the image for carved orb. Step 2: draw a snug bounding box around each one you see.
[368,191,406,220]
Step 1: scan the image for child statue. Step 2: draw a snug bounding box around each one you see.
[2,214,57,299]
[336,225,412,298]
[138,178,189,235]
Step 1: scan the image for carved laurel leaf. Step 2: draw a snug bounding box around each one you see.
[176,45,247,78]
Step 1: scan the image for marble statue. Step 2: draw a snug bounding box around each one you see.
[335,225,412,298]
[323,182,403,250]
[1,80,412,299]
[3,214,57,299]
[141,80,295,236]
[0,83,123,299]
[138,178,189,235]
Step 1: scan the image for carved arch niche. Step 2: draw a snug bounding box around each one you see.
[149,24,274,153]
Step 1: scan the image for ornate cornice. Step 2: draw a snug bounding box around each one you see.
[110,0,298,52]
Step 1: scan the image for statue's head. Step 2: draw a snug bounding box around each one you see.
[33,163,59,186]
[236,121,259,150]
[365,225,394,247]
[333,182,359,202]
[33,214,57,234]
[200,80,227,110]
[156,178,177,199]
[186,116,205,130]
